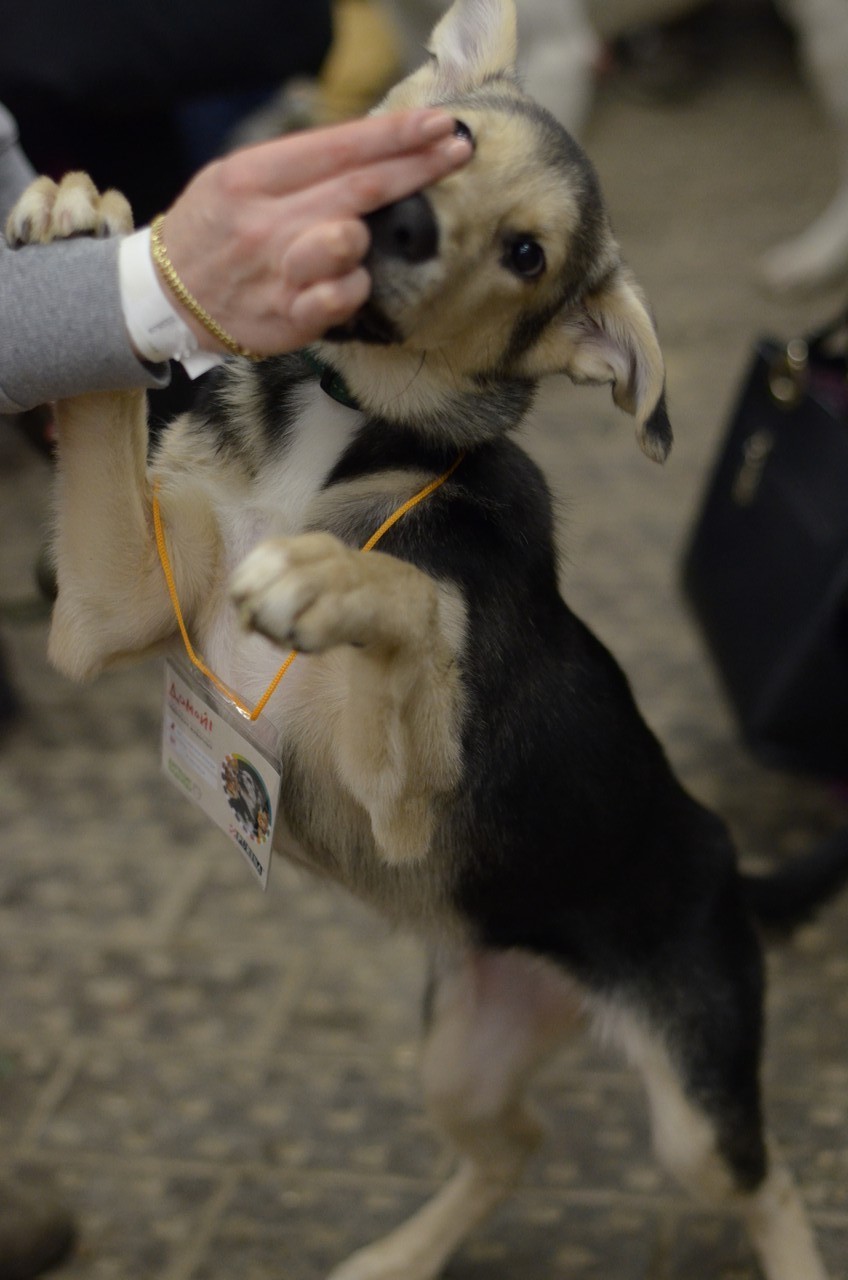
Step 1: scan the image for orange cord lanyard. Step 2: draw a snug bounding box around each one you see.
[152,454,463,723]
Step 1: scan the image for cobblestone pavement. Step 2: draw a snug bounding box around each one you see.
[1,7,847,1279]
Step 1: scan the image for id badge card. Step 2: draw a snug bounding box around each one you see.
[161,657,282,889]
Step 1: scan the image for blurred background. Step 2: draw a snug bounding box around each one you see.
[2,2,848,1278]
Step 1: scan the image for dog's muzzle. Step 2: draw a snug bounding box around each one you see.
[323,193,439,346]
[364,192,439,265]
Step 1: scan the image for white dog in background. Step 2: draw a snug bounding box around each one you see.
[382,0,848,292]
[764,0,848,290]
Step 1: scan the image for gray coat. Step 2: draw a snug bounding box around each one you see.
[0,103,167,414]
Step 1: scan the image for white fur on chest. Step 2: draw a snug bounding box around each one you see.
[224,381,362,566]
[198,382,362,720]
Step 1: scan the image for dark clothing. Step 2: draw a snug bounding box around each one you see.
[0,1,332,109]
[0,1,333,222]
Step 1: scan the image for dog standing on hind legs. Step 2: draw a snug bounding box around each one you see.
[7,0,848,1275]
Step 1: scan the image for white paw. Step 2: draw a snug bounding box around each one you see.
[6,172,133,247]
[230,532,377,654]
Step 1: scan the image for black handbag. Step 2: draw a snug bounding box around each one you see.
[682,308,848,777]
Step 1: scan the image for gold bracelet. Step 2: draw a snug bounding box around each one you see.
[149,214,263,362]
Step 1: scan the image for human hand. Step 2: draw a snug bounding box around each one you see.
[156,110,472,357]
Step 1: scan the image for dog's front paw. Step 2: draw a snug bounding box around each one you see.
[5,172,133,247]
[231,532,388,654]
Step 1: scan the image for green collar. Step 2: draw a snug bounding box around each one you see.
[300,350,361,411]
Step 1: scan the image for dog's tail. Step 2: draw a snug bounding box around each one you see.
[742,824,848,933]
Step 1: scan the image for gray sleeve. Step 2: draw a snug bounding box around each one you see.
[0,233,171,415]
[0,103,36,222]
[0,99,170,414]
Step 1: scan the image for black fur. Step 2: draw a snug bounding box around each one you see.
[312,388,848,1191]
[189,354,311,465]
[642,388,673,462]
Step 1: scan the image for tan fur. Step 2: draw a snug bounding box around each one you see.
[231,533,466,861]
[317,134,663,446]
[5,171,132,246]
[514,266,667,459]
[48,391,222,680]
[319,35,666,454]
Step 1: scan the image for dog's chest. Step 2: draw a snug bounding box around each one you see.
[198,383,363,707]
[225,381,363,554]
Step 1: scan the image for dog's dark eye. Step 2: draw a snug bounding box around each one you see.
[453,119,474,145]
[505,236,546,280]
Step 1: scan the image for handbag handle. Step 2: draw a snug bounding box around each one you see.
[806,302,848,354]
[768,301,848,409]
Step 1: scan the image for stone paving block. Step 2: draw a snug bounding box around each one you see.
[34,1043,447,1181]
[0,939,296,1050]
[9,1157,221,1280]
[192,1174,429,1280]
[447,1195,665,1280]
[191,1178,666,1280]
[529,1073,657,1196]
[0,1039,65,1147]
[180,853,400,954]
[667,1210,848,1280]
[280,929,425,1055]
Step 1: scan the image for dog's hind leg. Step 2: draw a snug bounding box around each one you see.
[631,1027,826,1280]
[328,947,583,1280]
[596,931,828,1280]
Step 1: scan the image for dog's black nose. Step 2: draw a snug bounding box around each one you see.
[364,193,438,264]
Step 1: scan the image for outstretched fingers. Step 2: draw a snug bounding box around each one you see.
[234,109,463,196]
[280,219,372,342]
[288,270,372,342]
[282,219,370,290]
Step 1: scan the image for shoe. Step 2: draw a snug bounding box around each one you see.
[0,1178,76,1280]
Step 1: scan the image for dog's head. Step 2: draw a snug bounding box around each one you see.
[319,0,671,463]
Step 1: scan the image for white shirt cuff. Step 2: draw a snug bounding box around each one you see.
[118,227,225,379]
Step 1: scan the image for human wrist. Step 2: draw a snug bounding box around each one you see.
[149,213,263,362]
[118,227,225,378]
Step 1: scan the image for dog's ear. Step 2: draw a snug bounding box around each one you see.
[426,0,518,95]
[518,267,672,463]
